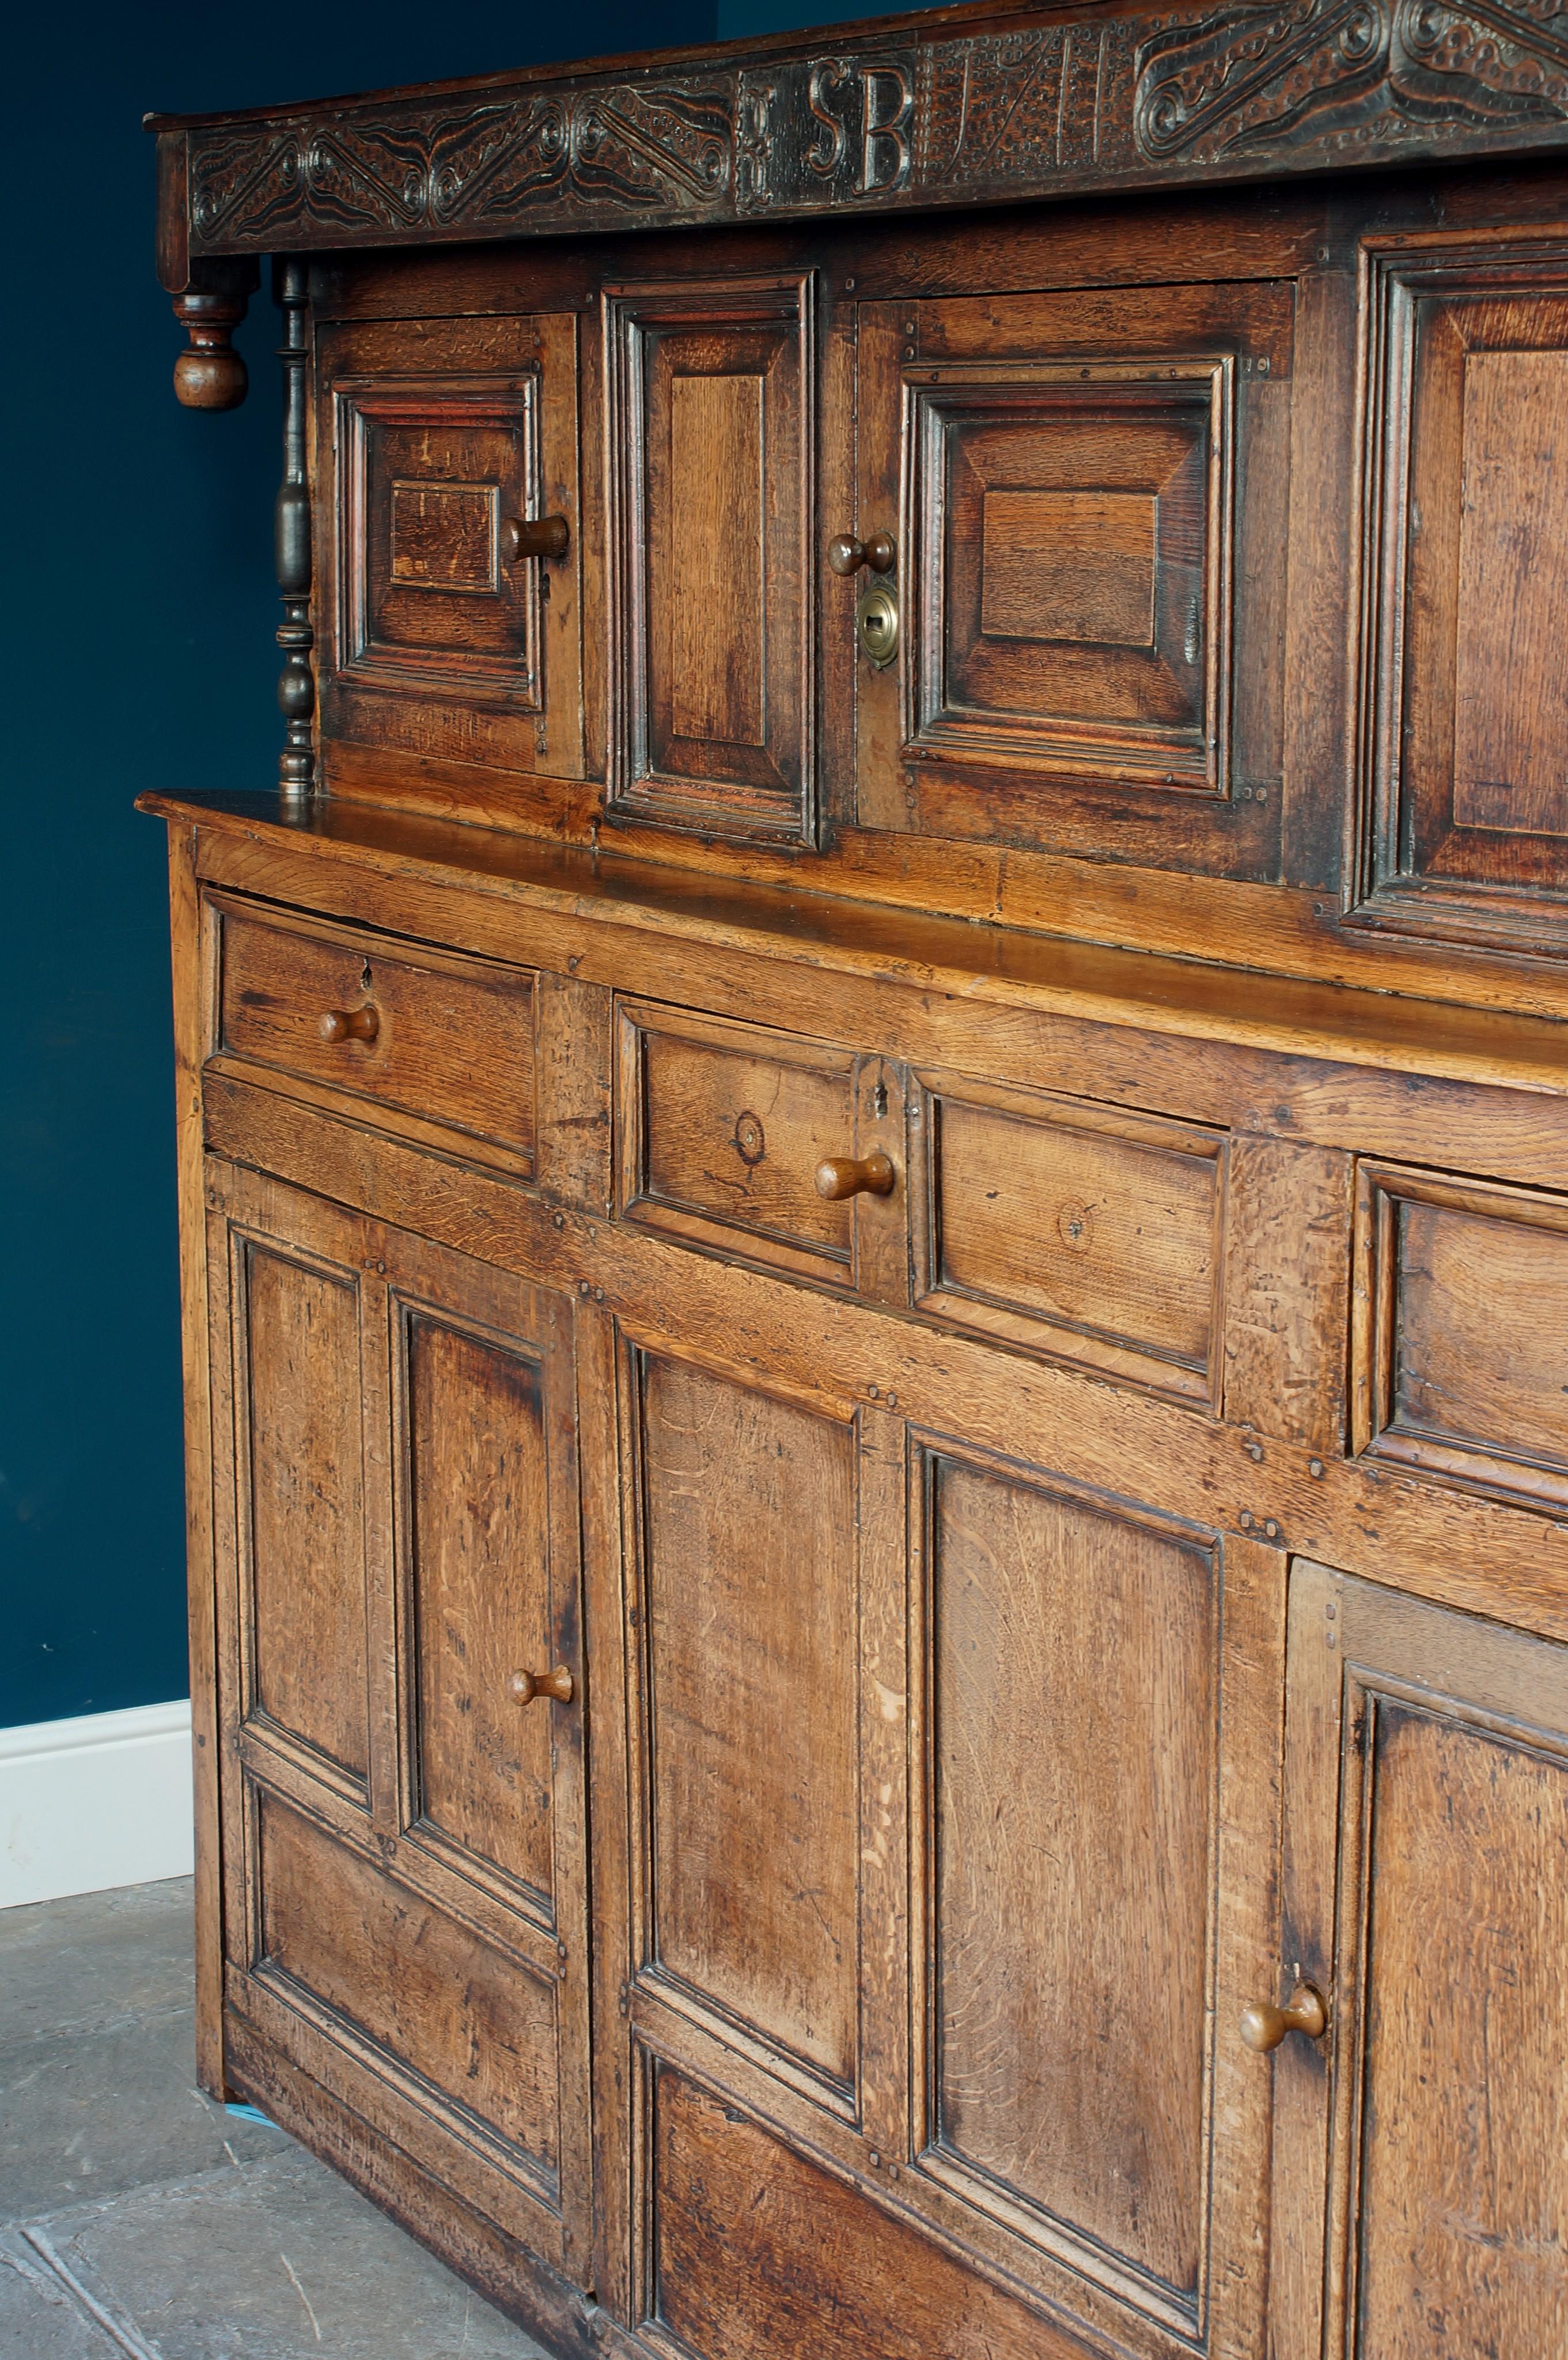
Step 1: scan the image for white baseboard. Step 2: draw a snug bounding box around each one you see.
[0,1701,195,1910]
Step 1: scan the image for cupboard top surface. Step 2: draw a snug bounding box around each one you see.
[149,0,1568,283]
[139,786,1568,1094]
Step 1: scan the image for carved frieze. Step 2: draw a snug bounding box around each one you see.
[1135,0,1568,164]
[163,0,1568,266]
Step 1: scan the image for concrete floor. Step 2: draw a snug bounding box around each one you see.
[0,1877,549,2357]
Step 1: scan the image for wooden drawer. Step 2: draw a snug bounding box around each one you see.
[614,1000,904,1291]
[1353,1161,1568,1508]
[208,893,536,1175]
[910,1068,1226,1406]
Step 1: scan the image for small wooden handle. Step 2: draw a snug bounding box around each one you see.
[1239,1982,1328,2053]
[501,515,570,563]
[319,1005,380,1045]
[815,1152,895,1201]
[507,1666,575,1706]
[827,529,896,578]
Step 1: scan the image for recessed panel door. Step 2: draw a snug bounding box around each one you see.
[853,281,1293,878]
[1268,1564,1568,2360]
[903,1441,1281,2360]
[317,311,582,784]
[605,275,817,844]
[206,1163,592,2285]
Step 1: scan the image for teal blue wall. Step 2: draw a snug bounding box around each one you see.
[1,1,713,1731]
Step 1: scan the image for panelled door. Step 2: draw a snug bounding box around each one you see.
[851,279,1294,881]
[898,1436,1283,2360]
[1269,1562,1568,2360]
[204,1159,593,2285]
[620,1318,1284,2360]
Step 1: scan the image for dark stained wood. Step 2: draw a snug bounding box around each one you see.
[1358,239,1568,954]
[148,0,1568,277]
[316,311,583,786]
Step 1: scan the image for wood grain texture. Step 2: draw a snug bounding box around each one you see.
[616,1000,858,1285]
[918,1451,1215,2313]
[403,1314,556,1901]
[912,1069,1224,1406]
[167,827,228,2096]
[632,1351,859,2094]
[316,311,583,781]
[1285,1571,1568,2359]
[212,891,537,1173]
[1222,1134,1351,1453]
[152,0,1568,271]
[237,1238,370,1781]
[650,2068,1085,2360]
[1354,1161,1568,1509]
[605,275,815,843]
[255,1788,562,2178]
[1357,243,1568,954]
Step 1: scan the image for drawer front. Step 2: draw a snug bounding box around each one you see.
[1353,1161,1568,1508]
[210,894,536,1173]
[615,1000,904,1289]
[317,312,582,783]
[911,1069,1226,1405]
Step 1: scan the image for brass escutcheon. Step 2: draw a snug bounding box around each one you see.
[856,583,899,668]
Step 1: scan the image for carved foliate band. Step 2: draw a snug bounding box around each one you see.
[155,0,1568,270]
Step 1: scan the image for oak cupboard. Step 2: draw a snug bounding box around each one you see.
[145,5,1568,2355]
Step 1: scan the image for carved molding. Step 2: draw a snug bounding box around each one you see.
[160,0,1568,266]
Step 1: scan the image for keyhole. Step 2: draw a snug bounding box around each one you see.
[360,962,373,991]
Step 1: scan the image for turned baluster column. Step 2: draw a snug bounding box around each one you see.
[274,258,315,802]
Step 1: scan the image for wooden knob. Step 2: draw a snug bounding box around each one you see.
[815,1152,895,1201]
[501,515,570,563]
[827,530,896,578]
[319,1005,379,1045]
[507,1666,574,1706]
[1239,1982,1328,2053]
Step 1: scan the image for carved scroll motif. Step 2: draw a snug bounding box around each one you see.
[1134,0,1568,165]
[176,4,1568,256]
[189,78,737,245]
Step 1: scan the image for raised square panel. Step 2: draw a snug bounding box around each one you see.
[316,312,582,784]
[910,1068,1226,1407]
[1352,1161,1568,1508]
[908,365,1229,790]
[630,1352,859,2107]
[1355,239,1568,954]
[854,279,1293,876]
[605,275,816,845]
[914,1447,1218,2335]
[340,385,539,695]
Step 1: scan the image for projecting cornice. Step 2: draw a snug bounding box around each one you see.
[152,0,1568,285]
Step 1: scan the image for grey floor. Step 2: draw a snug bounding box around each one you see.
[0,1877,548,2358]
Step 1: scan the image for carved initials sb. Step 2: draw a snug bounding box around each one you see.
[806,60,914,194]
